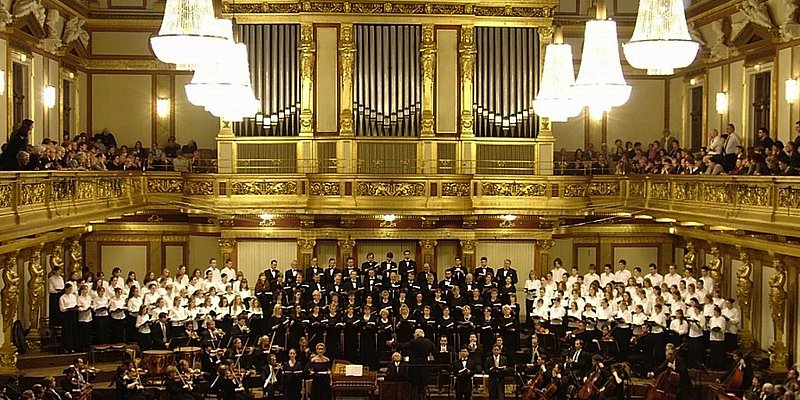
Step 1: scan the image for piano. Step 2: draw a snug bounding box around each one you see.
[331,360,377,400]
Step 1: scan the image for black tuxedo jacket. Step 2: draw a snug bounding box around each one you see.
[385,362,409,381]
[452,358,477,392]
[484,355,508,376]
[151,321,171,349]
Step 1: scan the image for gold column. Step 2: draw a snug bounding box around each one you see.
[419,240,438,267]
[537,239,554,277]
[0,252,20,373]
[49,242,65,273]
[458,25,475,137]
[735,246,755,350]
[769,256,788,371]
[298,239,316,268]
[299,22,316,137]
[219,238,236,265]
[337,239,356,265]
[338,24,355,136]
[26,244,45,350]
[68,237,83,275]
[459,240,476,270]
[707,244,722,290]
[683,241,696,271]
[420,25,436,137]
[535,27,555,175]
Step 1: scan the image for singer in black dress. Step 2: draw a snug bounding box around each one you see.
[281,349,304,400]
[307,343,332,400]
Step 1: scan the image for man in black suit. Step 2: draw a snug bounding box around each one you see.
[453,347,477,400]
[304,257,322,284]
[284,259,302,285]
[718,350,752,394]
[566,339,591,380]
[393,329,435,400]
[495,259,518,285]
[484,345,508,400]
[361,252,379,272]
[323,258,341,286]
[385,352,409,381]
[650,344,691,400]
[151,312,171,350]
[399,250,417,277]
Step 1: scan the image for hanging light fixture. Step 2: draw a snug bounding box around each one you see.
[184,19,259,121]
[150,0,229,67]
[571,0,631,114]
[532,27,582,122]
[623,0,699,75]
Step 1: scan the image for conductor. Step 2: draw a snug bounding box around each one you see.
[392,328,435,400]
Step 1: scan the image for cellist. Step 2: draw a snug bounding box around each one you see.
[648,344,691,400]
[716,350,752,394]
[576,355,609,400]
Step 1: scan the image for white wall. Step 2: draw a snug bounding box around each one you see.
[101,245,148,285]
[236,240,297,284]
[613,247,658,272]
[188,236,219,272]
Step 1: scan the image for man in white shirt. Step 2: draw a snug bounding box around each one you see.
[644,263,663,288]
[699,266,714,293]
[722,123,742,172]
[708,128,724,155]
[663,264,682,288]
[583,264,600,287]
[614,259,631,285]
[566,267,580,289]
[220,259,236,284]
[722,298,741,351]
[599,264,615,287]
[204,258,221,284]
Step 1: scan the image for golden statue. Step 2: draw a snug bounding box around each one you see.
[27,247,45,330]
[683,242,696,270]
[1,254,20,329]
[707,245,722,287]
[69,239,82,274]
[769,258,786,344]
[736,250,753,327]
[49,243,64,271]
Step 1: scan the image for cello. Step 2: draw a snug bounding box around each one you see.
[645,358,680,400]
[577,368,604,400]
[521,371,544,400]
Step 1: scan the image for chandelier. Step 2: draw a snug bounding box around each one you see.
[150,0,229,67]
[532,28,582,122]
[184,19,259,121]
[623,0,699,75]
[571,0,631,114]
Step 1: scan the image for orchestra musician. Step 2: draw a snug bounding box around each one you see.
[42,376,67,400]
[262,353,281,398]
[165,366,202,400]
[113,361,156,400]
[717,350,753,394]
[62,357,97,400]
[566,339,591,380]
[210,365,251,400]
[649,344,691,400]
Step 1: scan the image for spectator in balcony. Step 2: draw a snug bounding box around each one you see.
[661,129,678,149]
[585,142,597,160]
[150,142,163,159]
[8,150,35,171]
[572,148,586,176]
[614,153,631,175]
[793,120,800,151]
[707,129,724,155]
[704,156,724,175]
[777,159,798,176]
[647,141,661,161]
[153,153,171,171]
[106,154,124,171]
[754,127,774,153]
[722,124,742,172]
[92,154,107,171]
[786,141,800,168]
[746,155,769,176]
[728,158,748,176]
[94,128,117,149]
[594,153,611,175]
[172,150,190,172]
[555,148,569,176]
[181,139,198,157]
[131,141,144,158]
[0,118,34,170]
[164,137,180,158]
[667,140,681,158]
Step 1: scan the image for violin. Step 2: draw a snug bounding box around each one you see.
[630,331,648,346]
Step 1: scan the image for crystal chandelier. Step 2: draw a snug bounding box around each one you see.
[184,19,259,121]
[623,0,699,75]
[571,0,631,114]
[150,0,229,67]
[532,28,582,122]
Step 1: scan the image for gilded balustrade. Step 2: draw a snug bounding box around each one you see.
[0,172,800,236]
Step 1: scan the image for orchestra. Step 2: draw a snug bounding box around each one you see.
[43,254,758,400]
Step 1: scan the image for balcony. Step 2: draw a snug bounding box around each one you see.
[1,172,799,241]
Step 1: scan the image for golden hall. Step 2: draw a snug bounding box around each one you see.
[0,0,797,398]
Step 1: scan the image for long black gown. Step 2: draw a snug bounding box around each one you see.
[359,315,378,369]
[323,313,342,360]
[343,314,360,363]
[280,360,304,400]
[308,359,332,400]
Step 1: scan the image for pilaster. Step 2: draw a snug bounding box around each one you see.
[420,24,436,138]
[768,256,788,372]
[537,239,554,277]
[0,252,19,374]
[337,239,356,265]
[419,240,438,268]
[458,25,475,139]
[216,121,236,173]
[459,240,476,271]
[298,239,316,268]
[25,244,45,350]
[219,238,236,266]
[338,23,355,137]
[735,246,756,351]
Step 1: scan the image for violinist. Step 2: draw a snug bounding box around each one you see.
[263,354,281,398]
[165,366,201,400]
[453,347,477,400]
[230,314,251,337]
[63,357,97,399]
[649,344,691,400]
[43,376,67,400]
[202,319,226,348]
[717,351,752,394]
[210,365,251,400]
[200,343,221,381]
[114,361,155,400]
[180,320,201,346]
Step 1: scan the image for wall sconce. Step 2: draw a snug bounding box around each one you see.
[715,92,728,114]
[43,85,56,109]
[786,78,800,104]
[156,98,170,117]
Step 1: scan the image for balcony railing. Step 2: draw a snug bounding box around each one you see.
[0,172,799,240]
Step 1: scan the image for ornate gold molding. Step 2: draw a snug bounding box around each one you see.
[339,24,355,136]
[420,25,436,136]
[337,239,356,258]
[356,182,425,197]
[230,181,298,195]
[735,246,753,331]
[707,244,722,287]
[26,245,45,341]
[299,22,315,135]
[769,256,788,371]
[683,241,696,271]
[68,237,83,274]
[481,182,546,197]
[458,25,475,136]
[309,182,341,196]
[222,1,555,18]
[0,252,20,372]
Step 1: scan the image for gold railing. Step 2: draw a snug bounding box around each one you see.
[1,172,800,238]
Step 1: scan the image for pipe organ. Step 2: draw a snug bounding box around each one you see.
[234,24,301,137]
[473,27,539,138]
[353,25,422,137]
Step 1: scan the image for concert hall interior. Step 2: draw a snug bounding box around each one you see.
[0,0,799,398]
